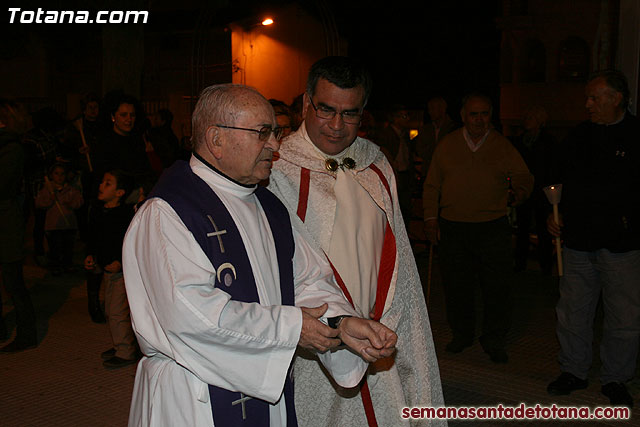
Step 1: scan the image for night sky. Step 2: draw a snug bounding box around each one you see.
[3,0,503,116]
[330,0,502,111]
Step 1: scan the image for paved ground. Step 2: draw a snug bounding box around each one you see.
[1,232,638,426]
[414,247,638,427]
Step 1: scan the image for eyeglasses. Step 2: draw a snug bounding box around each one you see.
[215,124,284,142]
[308,96,362,124]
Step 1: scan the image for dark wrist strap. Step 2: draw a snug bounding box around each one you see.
[327,315,352,329]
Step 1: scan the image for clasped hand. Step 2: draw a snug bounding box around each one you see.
[298,304,397,363]
[546,213,563,237]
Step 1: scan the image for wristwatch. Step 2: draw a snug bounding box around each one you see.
[327,315,352,329]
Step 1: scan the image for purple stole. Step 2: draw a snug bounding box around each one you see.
[148,160,297,427]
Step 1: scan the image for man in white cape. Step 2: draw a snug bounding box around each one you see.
[122,84,397,427]
[268,57,445,426]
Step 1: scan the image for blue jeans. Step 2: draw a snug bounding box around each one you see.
[556,247,640,383]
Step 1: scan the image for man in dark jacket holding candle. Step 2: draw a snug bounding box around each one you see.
[547,70,640,408]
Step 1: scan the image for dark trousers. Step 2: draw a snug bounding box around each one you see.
[86,269,104,321]
[46,230,76,268]
[515,199,553,273]
[0,261,37,344]
[33,208,47,256]
[438,216,513,350]
[396,170,412,229]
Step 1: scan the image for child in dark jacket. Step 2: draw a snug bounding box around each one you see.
[84,169,137,369]
[35,163,83,274]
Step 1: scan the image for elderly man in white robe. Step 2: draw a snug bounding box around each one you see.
[269,57,445,426]
[122,84,397,427]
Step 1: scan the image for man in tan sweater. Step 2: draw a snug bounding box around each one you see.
[423,93,533,363]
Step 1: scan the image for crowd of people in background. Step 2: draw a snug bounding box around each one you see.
[0,63,637,414]
[0,91,183,366]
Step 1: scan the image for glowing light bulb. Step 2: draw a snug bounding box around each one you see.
[262,18,274,26]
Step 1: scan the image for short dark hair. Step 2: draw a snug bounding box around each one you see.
[461,92,493,114]
[106,169,134,202]
[427,96,447,109]
[589,70,630,110]
[110,95,138,116]
[157,109,173,126]
[49,162,69,178]
[269,99,290,116]
[306,56,373,106]
[387,104,408,121]
[81,92,100,110]
[0,98,29,133]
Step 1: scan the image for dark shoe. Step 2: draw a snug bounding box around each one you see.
[103,356,138,370]
[602,382,633,408]
[484,347,508,363]
[101,348,116,360]
[445,338,473,353]
[0,338,37,353]
[547,372,588,395]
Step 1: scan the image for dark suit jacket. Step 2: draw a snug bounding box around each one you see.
[414,115,458,175]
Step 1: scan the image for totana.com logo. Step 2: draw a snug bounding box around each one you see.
[7,7,148,24]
